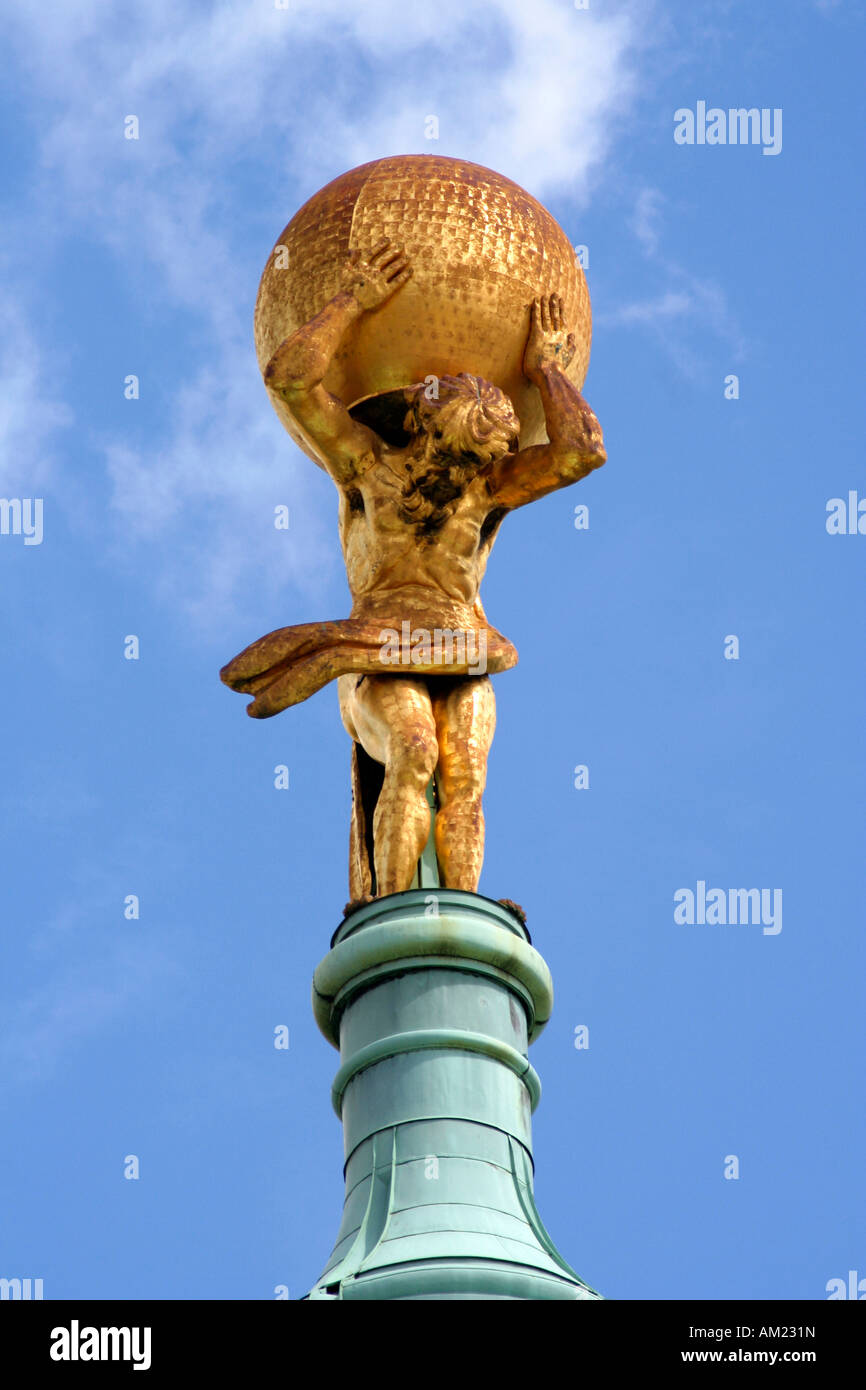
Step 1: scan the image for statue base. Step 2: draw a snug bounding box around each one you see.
[304,889,600,1301]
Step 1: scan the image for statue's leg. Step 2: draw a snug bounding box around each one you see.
[429,675,495,892]
[341,674,438,897]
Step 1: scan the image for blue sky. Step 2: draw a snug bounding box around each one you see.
[1,0,863,1301]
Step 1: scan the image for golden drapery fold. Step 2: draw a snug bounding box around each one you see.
[220,615,517,719]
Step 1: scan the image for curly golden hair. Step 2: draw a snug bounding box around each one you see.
[397,374,519,538]
[402,373,520,465]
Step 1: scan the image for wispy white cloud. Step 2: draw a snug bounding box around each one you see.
[630,187,665,256]
[600,181,746,377]
[0,290,73,493]
[602,291,693,327]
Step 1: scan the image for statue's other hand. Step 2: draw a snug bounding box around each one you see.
[523,294,576,382]
[341,239,413,311]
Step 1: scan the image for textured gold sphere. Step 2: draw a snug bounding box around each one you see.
[255,154,592,463]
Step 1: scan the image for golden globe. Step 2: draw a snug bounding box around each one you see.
[254,153,592,466]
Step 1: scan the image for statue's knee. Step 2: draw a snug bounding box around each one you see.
[387,729,438,787]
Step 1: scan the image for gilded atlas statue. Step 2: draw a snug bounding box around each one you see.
[221,156,605,911]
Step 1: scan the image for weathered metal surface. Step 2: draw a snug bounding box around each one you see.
[304,890,601,1301]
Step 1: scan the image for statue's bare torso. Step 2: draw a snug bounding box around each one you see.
[338,446,501,618]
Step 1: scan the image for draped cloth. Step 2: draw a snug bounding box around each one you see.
[220,614,517,719]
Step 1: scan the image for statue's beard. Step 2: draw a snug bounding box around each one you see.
[398,450,481,538]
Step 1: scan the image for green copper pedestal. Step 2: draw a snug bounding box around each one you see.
[304,889,600,1301]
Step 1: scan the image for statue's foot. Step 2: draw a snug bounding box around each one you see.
[343,895,374,919]
[498,898,527,926]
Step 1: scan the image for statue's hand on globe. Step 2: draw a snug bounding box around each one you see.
[523,294,576,384]
[340,239,413,311]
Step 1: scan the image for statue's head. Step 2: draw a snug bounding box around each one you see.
[386,374,520,537]
[403,373,520,468]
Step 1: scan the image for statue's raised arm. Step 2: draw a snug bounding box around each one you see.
[263,240,413,486]
[486,295,606,510]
